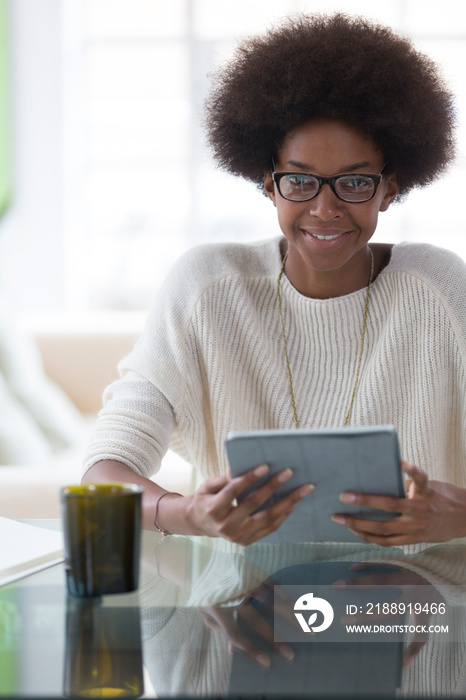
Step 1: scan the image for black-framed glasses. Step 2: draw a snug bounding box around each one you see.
[272,165,387,203]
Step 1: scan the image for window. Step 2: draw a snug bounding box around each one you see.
[3,0,466,314]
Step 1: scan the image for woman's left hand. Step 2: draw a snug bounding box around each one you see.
[332,460,466,545]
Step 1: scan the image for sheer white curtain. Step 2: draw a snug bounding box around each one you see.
[2,0,465,314]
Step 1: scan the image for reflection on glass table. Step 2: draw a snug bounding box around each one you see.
[1,524,466,698]
[64,596,144,697]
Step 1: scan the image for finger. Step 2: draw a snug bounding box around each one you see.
[199,606,253,647]
[343,527,426,547]
[337,491,407,513]
[242,484,314,541]
[331,501,428,543]
[240,471,314,517]
[239,606,295,661]
[402,461,429,497]
[227,626,273,668]
[222,477,313,542]
[203,464,271,519]
[200,608,225,632]
[242,581,276,608]
[338,461,429,510]
[224,463,272,497]
[197,475,230,494]
[332,512,411,534]
[243,581,297,623]
[210,475,314,544]
[244,590,298,626]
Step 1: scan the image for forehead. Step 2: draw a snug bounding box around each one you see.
[277,118,383,173]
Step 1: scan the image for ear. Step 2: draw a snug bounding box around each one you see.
[264,171,276,206]
[379,173,399,212]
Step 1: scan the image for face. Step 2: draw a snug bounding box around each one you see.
[264,118,399,298]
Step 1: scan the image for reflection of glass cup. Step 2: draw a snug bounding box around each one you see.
[64,596,144,698]
[61,483,142,597]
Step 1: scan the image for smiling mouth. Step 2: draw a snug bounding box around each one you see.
[311,232,344,240]
[303,230,349,240]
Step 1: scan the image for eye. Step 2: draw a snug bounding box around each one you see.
[338,175,373,192]
[283,173,314,187]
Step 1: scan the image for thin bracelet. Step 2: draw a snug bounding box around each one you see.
[154,491,183,536]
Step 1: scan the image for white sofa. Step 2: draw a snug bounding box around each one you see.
[0,319,193,519]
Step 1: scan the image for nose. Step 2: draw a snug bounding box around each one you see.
[307,183,343,220]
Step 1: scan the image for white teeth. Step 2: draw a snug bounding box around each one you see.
[311,232,343,240]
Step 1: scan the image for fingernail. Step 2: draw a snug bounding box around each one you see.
[299,484,314,497]
[256,653,271,668]
[277,468,293,483]
[279,644,295,661]
[339,492,356,503]
[254,464,269,477]
[331,515,346,524]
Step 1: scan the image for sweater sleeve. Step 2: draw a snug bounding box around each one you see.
[82,370,176,478]
[82,247,217,478]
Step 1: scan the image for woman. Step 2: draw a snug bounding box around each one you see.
[83,13,466,546]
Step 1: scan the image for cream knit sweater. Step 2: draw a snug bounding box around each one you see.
[84,237,466,493]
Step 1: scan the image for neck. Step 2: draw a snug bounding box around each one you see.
[281,242,380,299]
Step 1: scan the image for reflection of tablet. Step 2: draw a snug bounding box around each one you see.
[225,426,404,543]
[229,561,404,695]
[229,618,404,697]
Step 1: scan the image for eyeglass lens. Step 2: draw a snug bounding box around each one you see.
[279,173,377,202]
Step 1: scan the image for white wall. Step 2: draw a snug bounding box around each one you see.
[0,0,66,312]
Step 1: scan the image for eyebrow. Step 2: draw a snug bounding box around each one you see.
[285,159,372,172]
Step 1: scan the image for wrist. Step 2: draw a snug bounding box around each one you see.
[154,492,206,537]
[154,491,184,536]
[183,493,208,536]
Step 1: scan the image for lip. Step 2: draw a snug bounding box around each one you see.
[301,228,352,249]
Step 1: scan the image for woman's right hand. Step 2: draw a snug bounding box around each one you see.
[177,464,314,545]
[83,458,313,545]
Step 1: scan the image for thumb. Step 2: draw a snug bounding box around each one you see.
[401,461,429,497]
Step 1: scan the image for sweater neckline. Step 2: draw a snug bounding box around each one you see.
[272,237,397,303]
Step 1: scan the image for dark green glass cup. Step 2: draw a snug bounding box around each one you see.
[61,483,143,597]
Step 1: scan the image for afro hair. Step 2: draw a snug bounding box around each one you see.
[205,13,456,199]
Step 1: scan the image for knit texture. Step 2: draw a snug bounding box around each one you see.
[84,237,466,499]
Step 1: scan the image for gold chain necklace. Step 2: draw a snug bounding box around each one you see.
[277,246,374,429]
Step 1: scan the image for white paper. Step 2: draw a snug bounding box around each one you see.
[0,516,64,586]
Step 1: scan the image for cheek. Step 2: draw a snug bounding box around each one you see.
[275,206,299,236]
[275,200,306,228]
[365,209,380,230]
[357,201,383,232]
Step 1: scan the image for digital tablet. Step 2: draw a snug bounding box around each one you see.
[225,426,404,543]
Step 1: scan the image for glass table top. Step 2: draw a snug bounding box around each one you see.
[1,523,466,698]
